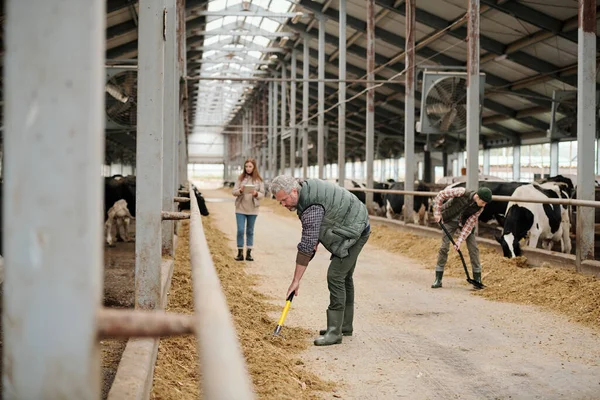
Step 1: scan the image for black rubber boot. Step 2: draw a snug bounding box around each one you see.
[314,309,344,346]
[234,249,244,261]
[245,249,254,261]
[320,304,353,336]
[473,272,482,284]
[431,271,444,288]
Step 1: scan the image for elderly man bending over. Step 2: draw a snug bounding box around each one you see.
[270,175,371,346]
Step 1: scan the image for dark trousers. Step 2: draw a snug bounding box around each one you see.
[436,219,481,274]
[327,232,370,311]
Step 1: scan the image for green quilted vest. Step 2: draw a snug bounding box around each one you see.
[441,190,481,224]
[296,179,369,258]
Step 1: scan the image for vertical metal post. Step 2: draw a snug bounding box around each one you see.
[365,0,375,208]
[318,15,326,179]
[136,0,165,310]
[162,0,177,257]
[513,146,521,181]
[281,65,287,173]
[4,0,105,397]
[466,0,480,192]
[483,148,491,175]
[290,50,297,176]
[442,152,448,176]
[550,141,559,176]
[268,81,273,179]
[403,0,415,222]
[273,73,279,176]
[303,37,310,178]
[338,0,347,187]
[577,0,596,266]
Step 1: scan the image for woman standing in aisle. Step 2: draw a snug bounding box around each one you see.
[232,158,265,261]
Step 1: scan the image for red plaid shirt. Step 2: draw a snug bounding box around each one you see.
[433,188,483,248]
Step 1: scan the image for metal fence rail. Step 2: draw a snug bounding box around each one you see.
[188,183,256,400]
[353,187,600,208]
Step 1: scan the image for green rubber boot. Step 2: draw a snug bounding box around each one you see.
[320,304,353,336]
[473,272,482,284]
[314,309,343,346]
[431,271,444,288]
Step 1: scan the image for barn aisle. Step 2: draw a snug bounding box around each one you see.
[202,187,600,400]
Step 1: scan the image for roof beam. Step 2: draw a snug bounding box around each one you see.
[288,28,530,139]
[480,0,600,48]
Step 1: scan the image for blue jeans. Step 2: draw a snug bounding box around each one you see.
[236,213,258,249]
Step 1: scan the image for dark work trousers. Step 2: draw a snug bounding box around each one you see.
[435,219,481,274]
[327,232,370,311]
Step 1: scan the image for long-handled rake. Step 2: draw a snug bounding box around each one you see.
[273,292,295,336]
[439,221,486,290]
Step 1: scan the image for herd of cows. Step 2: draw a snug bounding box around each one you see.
[246,174,581,259]
[0,173,584,260]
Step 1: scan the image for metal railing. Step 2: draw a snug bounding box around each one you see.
[188,183,255,399]
[352,187,600,208]
[98,186,255,398]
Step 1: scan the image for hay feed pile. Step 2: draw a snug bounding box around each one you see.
[152,216,333,400]
[369,223,600,331]
[202,215,334,399]
[151,221,199,399]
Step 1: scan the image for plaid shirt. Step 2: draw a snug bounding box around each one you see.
[433,187,483,247]
[296,205,325,266]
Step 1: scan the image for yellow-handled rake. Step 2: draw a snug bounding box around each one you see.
[273,292,295,336]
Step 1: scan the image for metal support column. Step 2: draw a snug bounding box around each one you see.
[365,0,375,208]
[136,0,165,310]
[483,148,490,175]
[281,65,287,172]
[403,0,416,222]
[577,0,597,266]
[338,0,347,187]
[290,50,297,176]
[318,15,326,179]
[513,146,521,182]
[466,0,480,192]
[273,73,279,176]
[268,81,273,179]
[442,152,449,176]
[303,36,310,178]
[4,0,105,396]
[162,0,177,257]
[424,136,432,183]
[550,141,559,176]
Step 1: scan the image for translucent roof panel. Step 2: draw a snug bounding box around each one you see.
[193,0,294,130]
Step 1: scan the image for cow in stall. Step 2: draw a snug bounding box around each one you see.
[382,181,431,225]
[178,184,210,216]
[104,175,136,246]
[496,182,572,258]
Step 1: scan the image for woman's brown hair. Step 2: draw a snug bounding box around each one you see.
[238,158,263,182]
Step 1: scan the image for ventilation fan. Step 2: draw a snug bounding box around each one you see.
[417,71,485,134]
[105,67,137,130]
[548,90,600,139]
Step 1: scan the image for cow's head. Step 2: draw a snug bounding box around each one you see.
[495,233,521,258]
[194,189,210,216]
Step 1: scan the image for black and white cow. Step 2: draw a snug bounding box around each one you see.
[347,180,390,215]
[496,182,571,258]
[382,181,431,225]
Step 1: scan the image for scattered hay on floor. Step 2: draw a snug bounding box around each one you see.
[202,215,334,399]
[369,223,600,331]
[151,221,199,400]
[152,215,333,400]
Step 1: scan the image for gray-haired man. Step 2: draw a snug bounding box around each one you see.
[270,175,371,346]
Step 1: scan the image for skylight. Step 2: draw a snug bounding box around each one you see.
[193,0,294,130]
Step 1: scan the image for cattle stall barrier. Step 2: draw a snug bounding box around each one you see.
[351,187,600,276]
[106,184,255,399]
